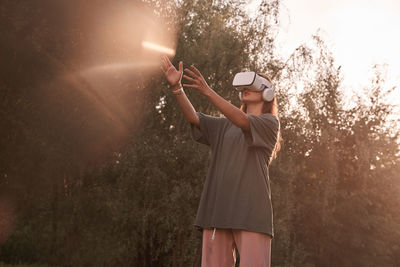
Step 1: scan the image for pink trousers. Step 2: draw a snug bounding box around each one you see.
[201,228,271,267]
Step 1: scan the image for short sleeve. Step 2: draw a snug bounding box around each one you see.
[190,112,227,146]
[244,113,279,148]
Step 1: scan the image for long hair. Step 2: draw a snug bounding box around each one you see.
[240,74,282,163]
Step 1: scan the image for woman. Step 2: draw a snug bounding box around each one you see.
[161,55,281,267]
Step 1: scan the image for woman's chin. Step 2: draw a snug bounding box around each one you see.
[242,98,263,104]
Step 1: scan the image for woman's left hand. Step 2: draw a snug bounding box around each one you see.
[182,65,213,96]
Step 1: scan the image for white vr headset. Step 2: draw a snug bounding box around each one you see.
[232,71,275,102]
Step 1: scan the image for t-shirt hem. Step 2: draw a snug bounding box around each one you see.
[194,223,274,239]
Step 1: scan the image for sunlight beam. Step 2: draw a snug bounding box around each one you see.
[142,41,175,56]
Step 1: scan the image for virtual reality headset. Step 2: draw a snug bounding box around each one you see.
[232,71,275,102]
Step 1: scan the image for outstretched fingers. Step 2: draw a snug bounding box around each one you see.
[178,61,183,73]
[183,74,196,83]
[163,55,172,67]
[190,65,202,77]
[184,68,198,78]
[161,56,169,72]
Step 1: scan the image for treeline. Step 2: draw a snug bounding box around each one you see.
[1,0,399,266]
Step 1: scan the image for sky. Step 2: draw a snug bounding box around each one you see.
[248,0,400,106]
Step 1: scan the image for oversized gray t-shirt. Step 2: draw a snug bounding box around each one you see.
[190,112,279,238]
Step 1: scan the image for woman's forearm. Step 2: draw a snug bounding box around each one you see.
[182,65,250,131]
[205,89,250,131]
[173,84,200,127]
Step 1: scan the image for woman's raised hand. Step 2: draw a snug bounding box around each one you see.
[183,65,212,96]
[161,55,183,89]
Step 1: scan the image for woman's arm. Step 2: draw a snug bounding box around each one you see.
[161,56,199,127]
[182,65,250,131]
[173,82,200,127]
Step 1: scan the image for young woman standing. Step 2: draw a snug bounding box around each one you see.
[161,56,281,267]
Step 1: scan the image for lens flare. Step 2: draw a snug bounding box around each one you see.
[142,41,175,56]
[82,62,159,73]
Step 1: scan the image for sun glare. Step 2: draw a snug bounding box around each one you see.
[276,0,400,108]
[330,3,400,83]
[142,41,175,56]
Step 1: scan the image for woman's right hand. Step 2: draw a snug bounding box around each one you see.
[161,55,183,89]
